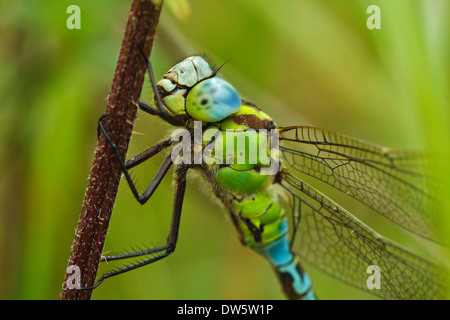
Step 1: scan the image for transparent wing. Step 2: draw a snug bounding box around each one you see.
[279,126,444,242]
[279,170,449,299]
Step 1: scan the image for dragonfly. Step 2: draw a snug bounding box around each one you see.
[94,48,450,299]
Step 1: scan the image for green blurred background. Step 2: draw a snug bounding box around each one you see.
[0,0,449,299]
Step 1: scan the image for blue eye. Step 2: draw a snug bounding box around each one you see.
[186,77,241,122]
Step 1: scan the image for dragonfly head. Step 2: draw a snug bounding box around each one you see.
[162,56,214,87]
[156,56,242,123]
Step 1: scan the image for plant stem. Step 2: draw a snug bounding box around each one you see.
[61,0,164,300]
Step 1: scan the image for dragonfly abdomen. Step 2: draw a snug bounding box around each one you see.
[233,189,316,300]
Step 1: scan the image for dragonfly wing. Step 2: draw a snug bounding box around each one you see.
[279,170,449,299]
[279,126,444,242]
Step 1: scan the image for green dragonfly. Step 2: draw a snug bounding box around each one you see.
[95,50,449,299]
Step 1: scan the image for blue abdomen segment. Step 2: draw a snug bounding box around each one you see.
[254,232,316,300]
[229,181,315,299]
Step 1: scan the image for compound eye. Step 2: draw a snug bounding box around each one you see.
[186,78,241,122]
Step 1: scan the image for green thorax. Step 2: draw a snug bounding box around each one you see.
[198,103,286,247]
[202,102,277,194]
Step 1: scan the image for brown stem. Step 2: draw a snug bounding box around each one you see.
[61,0,164,300]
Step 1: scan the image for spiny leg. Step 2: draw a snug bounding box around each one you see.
[100,245,168,263]
[94,116,173,263]
[125,138,173,170]
[98,116,173,205]
[83,167,188,289]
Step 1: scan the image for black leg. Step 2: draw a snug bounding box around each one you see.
[137,45,186,126]
[132,154,173,205]
[166,167,187,248]
[98,116,173,205]
[81,166,188,290]
[100,245,168,262]
[125,138,173,169]
[138,100,159,116]
[97,113,110,140]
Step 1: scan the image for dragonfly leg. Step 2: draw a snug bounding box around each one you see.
[80,166,188,290]
[137,45,186,126]
[98,115,173,205]
[100,245,168,262]
[124,138,173,170]
[96,112,110,140]
[138,100,159,115]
